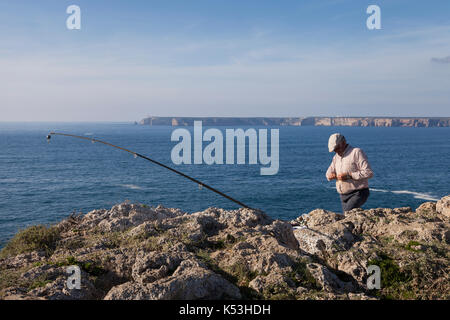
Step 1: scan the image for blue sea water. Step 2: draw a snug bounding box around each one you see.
[0,122,449,247]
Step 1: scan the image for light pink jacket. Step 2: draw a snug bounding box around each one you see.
[326,145,374,194]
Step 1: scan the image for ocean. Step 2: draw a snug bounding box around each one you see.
[0,122,449,247]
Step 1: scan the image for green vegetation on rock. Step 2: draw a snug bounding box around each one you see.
[368,252,412,299]
[0,225,60,258]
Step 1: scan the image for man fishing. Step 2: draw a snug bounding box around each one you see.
[326,133,373,213]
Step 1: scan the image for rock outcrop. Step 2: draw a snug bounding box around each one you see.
[139,116,450,127]
[1,196,449,300]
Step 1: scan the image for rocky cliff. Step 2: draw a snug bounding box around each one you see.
[1,196,449,300]
[140,116,450,127]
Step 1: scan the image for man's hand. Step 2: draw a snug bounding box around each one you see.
[337,173,352,181]
[326,172,337,180]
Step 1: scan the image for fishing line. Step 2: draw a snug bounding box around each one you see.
[46,132,253,209]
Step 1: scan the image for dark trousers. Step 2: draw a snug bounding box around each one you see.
[340,188,370,213]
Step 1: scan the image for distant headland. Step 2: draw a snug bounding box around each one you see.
[139,116,450,127]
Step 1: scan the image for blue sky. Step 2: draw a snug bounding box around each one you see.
[1,0,449,121]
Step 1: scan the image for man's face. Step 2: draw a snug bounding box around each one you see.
[334,140,346,155]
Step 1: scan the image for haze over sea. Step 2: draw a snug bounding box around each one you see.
[0,122,449,247]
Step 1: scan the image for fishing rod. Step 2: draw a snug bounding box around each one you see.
[46,132,253,209]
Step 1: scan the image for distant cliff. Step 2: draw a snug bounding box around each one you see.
[139,117,450,127]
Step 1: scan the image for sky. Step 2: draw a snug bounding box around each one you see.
[0,0,449,121]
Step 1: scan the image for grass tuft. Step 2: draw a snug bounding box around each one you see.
[0,225,60,258]
[405,240,422,252]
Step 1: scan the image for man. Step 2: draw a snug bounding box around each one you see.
[326,133,373,213]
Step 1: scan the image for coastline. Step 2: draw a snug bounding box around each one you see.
[139,116,450,127]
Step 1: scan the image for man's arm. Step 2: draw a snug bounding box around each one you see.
[326,157,336,181]
[349,148,374,180]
